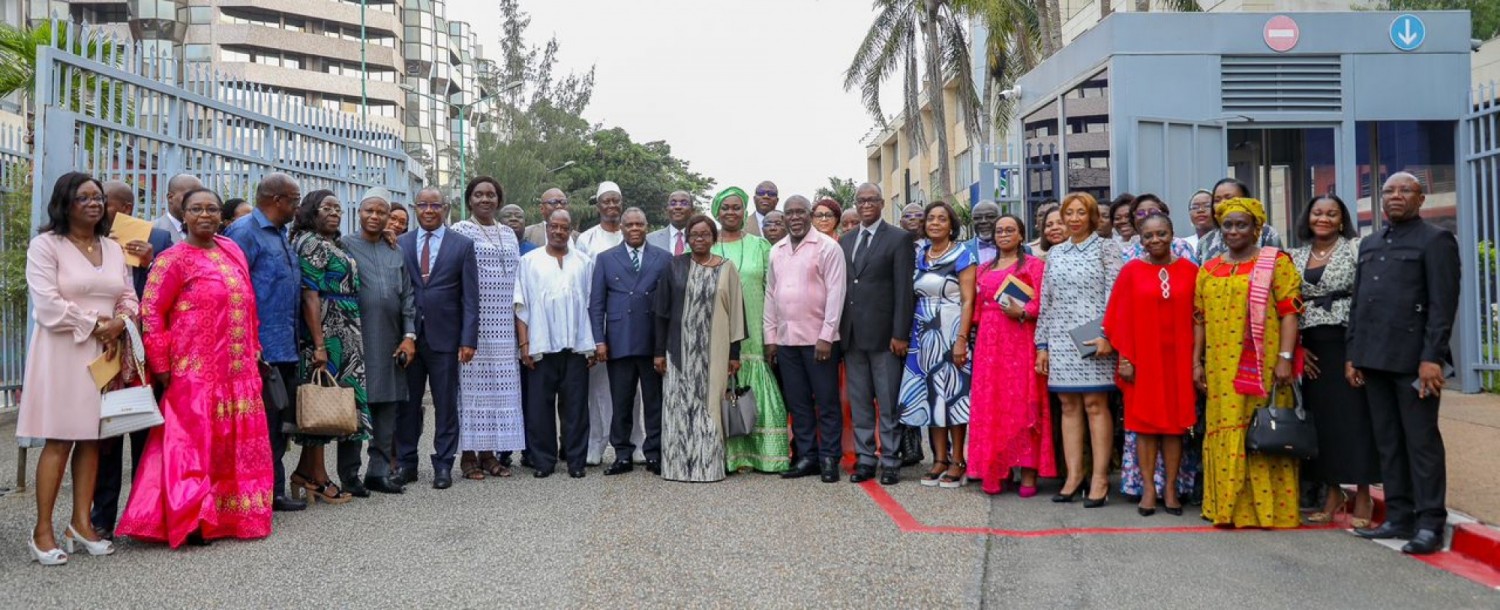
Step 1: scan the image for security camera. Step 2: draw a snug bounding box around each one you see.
[1473,38,1484,52]
[998,87,1020,98]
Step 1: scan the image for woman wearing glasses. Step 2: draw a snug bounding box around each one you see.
[811,198,842,239]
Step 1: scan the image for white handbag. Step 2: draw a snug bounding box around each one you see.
[99,322,163,438]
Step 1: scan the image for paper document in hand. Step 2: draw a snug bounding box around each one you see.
[109,213,153,267]
[994,275,1034,307]
[89,351,121,390]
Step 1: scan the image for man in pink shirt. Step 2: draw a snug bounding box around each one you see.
[764,195,848,483]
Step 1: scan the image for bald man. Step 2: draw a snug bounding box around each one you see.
[747,180,779,237]
[152,173,203,244]
[523,188,578,248]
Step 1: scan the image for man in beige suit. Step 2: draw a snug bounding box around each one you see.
[746,180,778,237]
[523,187,577,248]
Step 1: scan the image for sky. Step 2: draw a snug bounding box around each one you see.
[445,0,894,203]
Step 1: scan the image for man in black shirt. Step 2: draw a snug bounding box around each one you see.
[1347,171,1460,555]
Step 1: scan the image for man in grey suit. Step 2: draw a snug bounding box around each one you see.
[839,182,914,486]
[523,187,576,248]
[150,173,202,245]
[645,190,696,255]
[591,208,671,475]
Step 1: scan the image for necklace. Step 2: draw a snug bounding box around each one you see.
[927,240,954,261]
[68,235,96,253]
[1310,240,1337,262]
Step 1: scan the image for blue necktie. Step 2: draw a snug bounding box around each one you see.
[630,247,640,272]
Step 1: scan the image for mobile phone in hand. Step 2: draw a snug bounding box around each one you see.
[396,351,409,367]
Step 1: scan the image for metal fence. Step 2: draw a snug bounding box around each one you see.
[1461,81,1499,393]
[0,126,29,413]
[2,21,424,412]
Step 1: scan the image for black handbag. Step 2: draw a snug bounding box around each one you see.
[258,359,290,413]
[1245,382,1318,460]
[721,375,757,438]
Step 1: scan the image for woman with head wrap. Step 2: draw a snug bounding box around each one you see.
[1195,178,1284,262]
[1193,197,1303,528]
[711,187,790,473]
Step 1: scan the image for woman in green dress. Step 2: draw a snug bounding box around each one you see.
[712,187,790,473]
[290,190,372,504]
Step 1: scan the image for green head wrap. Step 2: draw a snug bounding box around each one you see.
[711,186,748,219]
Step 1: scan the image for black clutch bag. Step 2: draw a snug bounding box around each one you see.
[259,359,290,413]
[1245,382,1318,460]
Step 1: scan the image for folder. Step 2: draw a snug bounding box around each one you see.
[995,275,1035,308]
[89,351,121,390]
[109,213,154,267]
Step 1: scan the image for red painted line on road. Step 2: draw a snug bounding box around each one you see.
[857,479,1340,538]
[1413,553,1500,589]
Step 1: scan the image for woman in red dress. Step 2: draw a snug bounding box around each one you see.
[1103,212,1198,516]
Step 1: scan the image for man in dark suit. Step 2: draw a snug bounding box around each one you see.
[1349,172,1461,555]
[91,180,176,539]
[396,187,479,490]
[839,182,915,485]
[590,208,671,476]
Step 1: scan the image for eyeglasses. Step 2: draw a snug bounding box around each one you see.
[541,198,567,206]
[1188,202,1211,212]
[318,203,341,213]
[901,213,923,220]
[414,203,444,211]
[72,195,105,205]
[854,197,882,207]
[995,227,1020,235]
[184,205,222,216]
[667,200,694,209]
[812,212,837,219]
[755,189,777,197]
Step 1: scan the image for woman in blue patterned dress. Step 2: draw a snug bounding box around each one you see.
[1035,193,1123,507]
[899,201,976,489]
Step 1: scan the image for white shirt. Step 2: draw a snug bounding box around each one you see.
[152,211,185,245]
[667,225,687,253]
[577,224,624,260]
[515,246,596,357]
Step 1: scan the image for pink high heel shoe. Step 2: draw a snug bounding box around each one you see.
[1018,485,1038,498]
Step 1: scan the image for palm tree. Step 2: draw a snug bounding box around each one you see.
[0,20,126,147]
[814,176,858,208]
[846,0,982,204]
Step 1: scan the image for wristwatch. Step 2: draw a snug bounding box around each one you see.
[1278,351,1293,361]
[404,332,417,341]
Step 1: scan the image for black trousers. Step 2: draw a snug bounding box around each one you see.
[91,428,147,531]
[526,351,589,472]
[1363,368,1448,532]
[269,362,296,496]
[779,345,844,461]
[607,356,662,460]
[398,342,461,474]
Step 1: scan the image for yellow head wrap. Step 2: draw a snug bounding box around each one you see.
[1214,197,1266,227]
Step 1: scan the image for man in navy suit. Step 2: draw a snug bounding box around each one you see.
[590,208,671,475]
[396,187,479,490]
[92,180,176,539]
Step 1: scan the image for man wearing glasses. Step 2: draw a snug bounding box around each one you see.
[523,187,577,249]
[647,191,696,255]
[899,203,925,236]
[746,180,779,237]
[839,183,915,485]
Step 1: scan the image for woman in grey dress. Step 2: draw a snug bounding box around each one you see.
[1035,193,1123,507]
[654,215,745,483]
[341,189,416,494]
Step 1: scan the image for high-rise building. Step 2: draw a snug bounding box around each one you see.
[20,0,495,191]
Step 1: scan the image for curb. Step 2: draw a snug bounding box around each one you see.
[1354,485,1500,588]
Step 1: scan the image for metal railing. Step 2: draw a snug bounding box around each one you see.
[1461,81,1499,393]
[0,126,28,414]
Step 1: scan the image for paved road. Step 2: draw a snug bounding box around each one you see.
[0,416,1495,608]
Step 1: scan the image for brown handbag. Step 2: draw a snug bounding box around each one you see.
[296,368,357,436]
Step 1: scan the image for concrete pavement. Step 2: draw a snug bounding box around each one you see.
[0,403,1498,607]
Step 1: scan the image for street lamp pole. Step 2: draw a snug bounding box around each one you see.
[458,80,523,183]
[360,1,367,126]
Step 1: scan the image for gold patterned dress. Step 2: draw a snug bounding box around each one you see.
[1195,251,1302,528]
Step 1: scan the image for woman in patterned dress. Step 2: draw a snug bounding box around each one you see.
[1193,197,1302,528]
[1290,194,1378,526]
[968,214,1054,496]
[1115,194,1202,505]
[1035,193,1123,506]
[900,202,976,489]
[654,215,746,483]
[712,187,789,473]
[451,177,526,479]
[120,188,274,548]
[289,190,370,505]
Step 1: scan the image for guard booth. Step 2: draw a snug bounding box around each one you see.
[1014,10,1480,389]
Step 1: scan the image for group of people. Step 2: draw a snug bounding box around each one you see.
[16,167,1460,564]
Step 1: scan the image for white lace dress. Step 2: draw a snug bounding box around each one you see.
[451,220,526,452]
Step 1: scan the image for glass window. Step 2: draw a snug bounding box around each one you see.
[184,44,212,62]
[220,48,250,62]
[186,6,212,24]
[284,17,305,33]
[1354,121,1458,235]
[1062,68,1110,203]
[1022,98,1060,213]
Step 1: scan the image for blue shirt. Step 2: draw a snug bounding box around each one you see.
[416,225,446,273]
[225,207,301,364]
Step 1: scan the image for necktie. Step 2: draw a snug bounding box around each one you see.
[630,247,640,272]
[674,231,685,256]
[853,229,871,264]
[420,232,432,282]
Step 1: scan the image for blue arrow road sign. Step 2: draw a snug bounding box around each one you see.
[1390,14,1425,51]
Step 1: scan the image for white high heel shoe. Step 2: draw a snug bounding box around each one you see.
[63,525,114,556]
[28,533,68,566]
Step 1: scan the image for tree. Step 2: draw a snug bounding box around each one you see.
[846,0,982,204]
[814,177,859,208]
[1363,0,1500,40]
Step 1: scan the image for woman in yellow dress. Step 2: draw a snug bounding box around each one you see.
[1192,197,1302,528]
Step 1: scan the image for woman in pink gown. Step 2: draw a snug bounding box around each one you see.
[968,215,1055,495]
[118,189,274,548]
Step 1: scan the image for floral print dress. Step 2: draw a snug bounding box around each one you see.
[293,232,370,445]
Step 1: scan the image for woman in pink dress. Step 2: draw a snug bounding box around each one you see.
[19,172,138,565]
[966,214,1050,497]
[968,214,1055,496]
[118,188,274,548]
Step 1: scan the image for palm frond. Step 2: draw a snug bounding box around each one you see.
[845,1,917,125]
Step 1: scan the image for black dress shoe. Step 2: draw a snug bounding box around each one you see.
[781,457,818,479]
[432,471,453,489]
[520,452,535,469]
[533,468,554,478]
[398,468,418,485]
[272,495,307,511]
[186,531,213,547]
[819,457,841,483]
[92,525,114,542]
[365,475,405,494]
[1354,522,1414,540]
[1401,529,1443,555]
[343,479,370,498]
[604,461,634,476]
[849,465,876,483]
[879,468,899,486]
[645,459,661,475]
[569,468,586,479]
